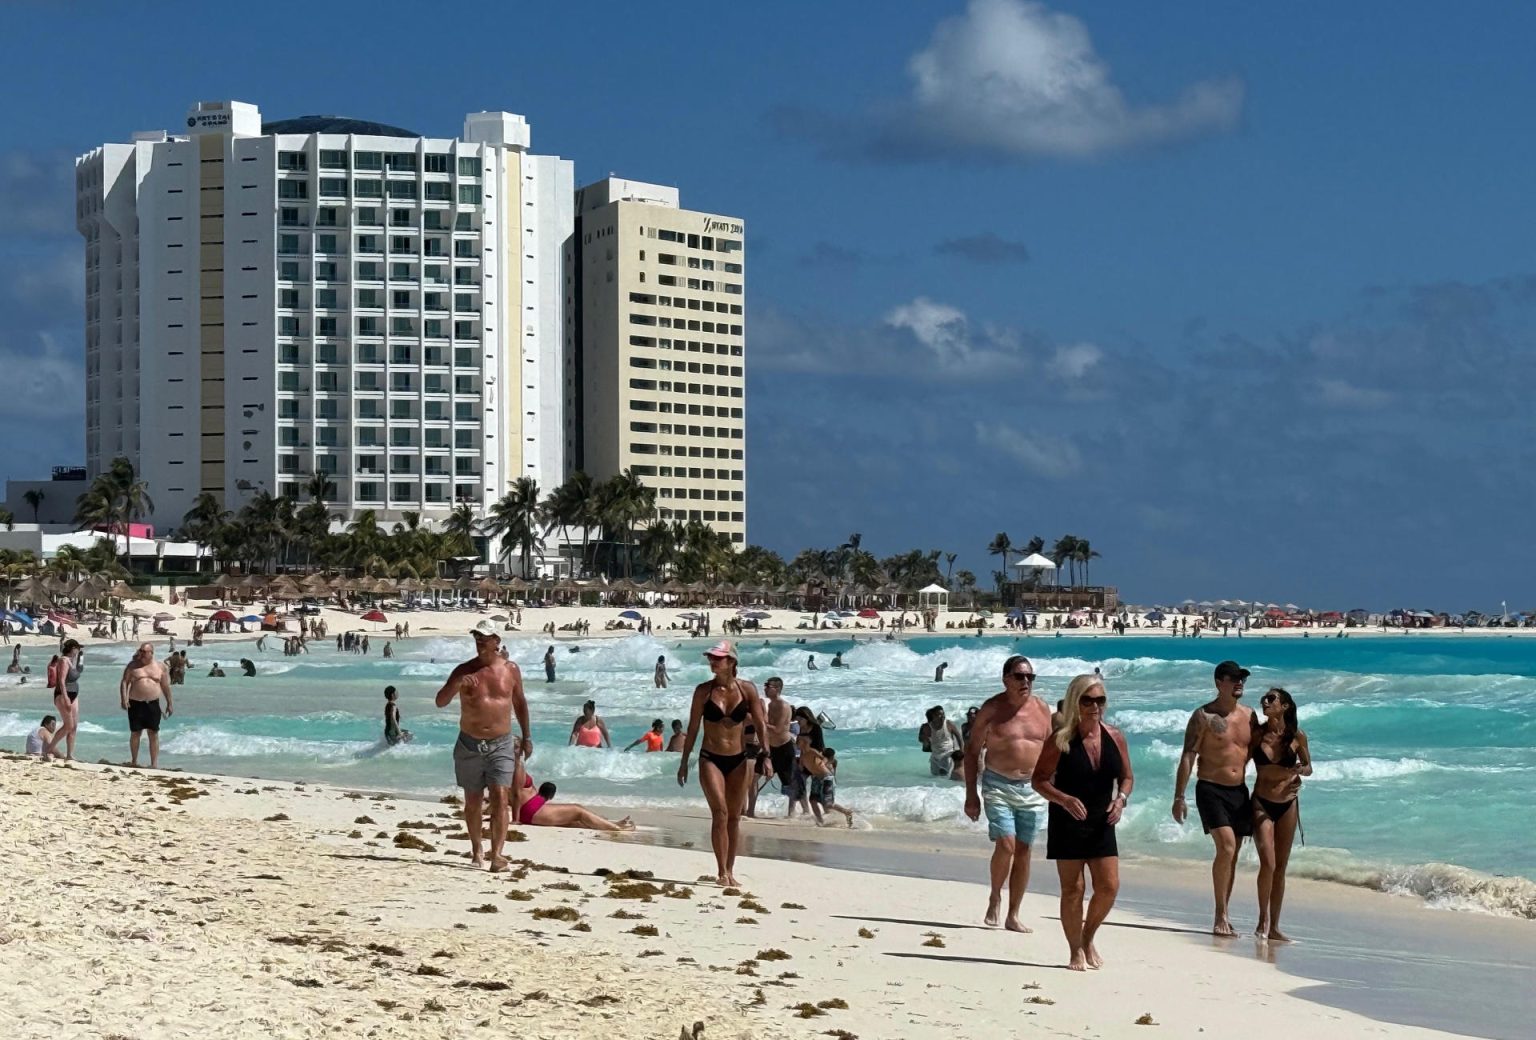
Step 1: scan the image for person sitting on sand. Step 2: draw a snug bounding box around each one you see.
[1251,687,1310,943]
[808,747,855,827]
[207,663,226,677]
[569,700,611,748]
[625,718,667,752]
[1032,674,1133,971]
[26,715,56,758]
[515,778,635,832]
[666,718,686,752]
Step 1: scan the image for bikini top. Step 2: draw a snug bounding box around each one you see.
[703,682,750,724]
[1253,732,1300,768]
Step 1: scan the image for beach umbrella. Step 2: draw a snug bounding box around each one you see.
[857,608,880,619]
[1283,603,1300,611]
[209,609,237,623]
[154,612,176,622]
[618,609,643,620]
[475,577,501,596]
[1145,610,1166,622]
[240,614,262,624]
[108,582,137,600]
[361,609,387,623]
[741,610,771,620]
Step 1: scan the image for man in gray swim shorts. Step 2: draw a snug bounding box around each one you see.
[436,620,531,872]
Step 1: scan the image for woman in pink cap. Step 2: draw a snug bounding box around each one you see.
[677,640,771,886]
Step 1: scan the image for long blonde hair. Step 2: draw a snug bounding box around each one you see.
[1052,674,1105,751]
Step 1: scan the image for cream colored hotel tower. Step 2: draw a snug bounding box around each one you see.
[570,178,747,545]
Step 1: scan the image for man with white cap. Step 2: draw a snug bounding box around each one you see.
[435,619,530,872]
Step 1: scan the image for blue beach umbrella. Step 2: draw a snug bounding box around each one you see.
[1145,610,1166,621]
[618,610,643,620]
[240,615,263,623]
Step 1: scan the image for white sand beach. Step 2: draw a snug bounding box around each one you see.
[0,753,1480,1040]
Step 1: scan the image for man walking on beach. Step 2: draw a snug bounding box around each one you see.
[436,620,531,872]
[120,642,173,768]
[763,676,798,814]
[1172,660,1257,936]
[964,655,1052,931]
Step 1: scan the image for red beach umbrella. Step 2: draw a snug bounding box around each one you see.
[209,609,237,623]
[857,608,880,619]
[361,609,387,624]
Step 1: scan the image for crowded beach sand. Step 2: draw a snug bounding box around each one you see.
[0,753,1474,1040]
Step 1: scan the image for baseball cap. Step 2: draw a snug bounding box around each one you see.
[1213,660,1250,681]
[703,639,738,661]
[470,619,500,639]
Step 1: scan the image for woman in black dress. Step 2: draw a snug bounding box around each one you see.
[1031,674,1134,971]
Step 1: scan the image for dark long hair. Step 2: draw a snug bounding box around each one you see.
[1267,687,1299,743]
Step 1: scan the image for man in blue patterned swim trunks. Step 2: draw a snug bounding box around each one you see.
[964,655,1053,932]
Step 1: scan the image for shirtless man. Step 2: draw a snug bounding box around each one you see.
[1172,660,1258,936]
[964,655,1053,932]
[120,642,173,768]
[762,677,797,814]
[435,620,531,872]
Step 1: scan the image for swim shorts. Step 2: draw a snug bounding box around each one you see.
[981,769,1045,843]
[127,700,162,733]
[1195,779,1252,836]
[809,775,836,805]
[453,731,518,791]
[770,741,797,796]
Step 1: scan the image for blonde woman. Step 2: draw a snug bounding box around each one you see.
[1031,674,1134,971]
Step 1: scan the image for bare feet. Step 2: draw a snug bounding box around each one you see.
[470,850,484,868]
[1085,942,1104,969]
[1212,918,1237,937]
[984,896,1001,927]
[1004,916,1032,934]
[616,817,636,831]
[1266,929,1293,943]
[716,873,730,887]
[488,856,509,873]
[1068,948,1088,971]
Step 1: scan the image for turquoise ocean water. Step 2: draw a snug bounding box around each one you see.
[3,632,1533,917]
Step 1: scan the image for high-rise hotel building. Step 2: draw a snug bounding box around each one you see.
[570,177,746,544]
[76,100,573,530]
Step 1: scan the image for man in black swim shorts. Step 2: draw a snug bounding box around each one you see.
[120,641,173,769]
[1171,660,1257,936]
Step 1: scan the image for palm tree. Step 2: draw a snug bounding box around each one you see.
[22,489,44,524]
[1073,537,1102,586]
[0,509,12,532]
[955,569,977,607]
[943,552,958,589]
[987,532,1013,593]
[484,477,543,577]
[1051,535,1078,587]
[637,522,678,579]
[304,470,335,505]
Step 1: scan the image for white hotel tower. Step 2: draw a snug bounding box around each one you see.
[76,100,574,530]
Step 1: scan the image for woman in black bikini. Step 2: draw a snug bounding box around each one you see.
[677,640,769,886]
[1032,674,1133,971]
[1251,687,1311,943]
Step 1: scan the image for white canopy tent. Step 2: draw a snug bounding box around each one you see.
[1012,553,1058,584]
[917,583,949,612]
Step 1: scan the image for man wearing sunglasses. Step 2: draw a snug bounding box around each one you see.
[963,655,1053,932]
[1172,659,1259,936]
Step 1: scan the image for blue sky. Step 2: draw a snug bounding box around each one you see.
[3,0,1534,609]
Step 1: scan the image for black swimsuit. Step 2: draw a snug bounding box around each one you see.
[699,686,750,777]
[1253,733,1305,840]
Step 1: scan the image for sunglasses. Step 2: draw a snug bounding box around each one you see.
[1079,695,1107,708]
[1009,671,1036,682]
[1261,693,1280,705]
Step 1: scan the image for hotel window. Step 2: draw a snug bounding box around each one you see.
[278,316,300,336]
[390,208,414,227]
[280,207,302,227]
[278,234,301,255]
[387,181,418,200]
[318,149,348,170]
[424,154,449,174]
[317,317,338,337]
[315,262,339,281]
[318,178,347,198]
[385,153,416,172]
[393,290,412,308]
[354,151,382,171]
[316,234,338,253]
[279,288,299,309]
[279,260,301,281]
[317,400,339,420]
[454,320,477,339]
[390,482,415,500]
[354,179,383,198]
[425,182,451,201]
[357,289,379,308]
[278,151,307,171]
[356,207,380,227]
[390,236,416,254]
[454,212,473,231]
[457,184,479,204]
[458,157,480,177]
[316,288,337,308]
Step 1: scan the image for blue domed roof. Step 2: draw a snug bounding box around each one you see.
[262,115,421,138]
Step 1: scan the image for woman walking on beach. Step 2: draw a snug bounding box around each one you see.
[677,640,769,886]
[1251,687,1311,942]
[44,639,85,760]
[1032,673,1133,971]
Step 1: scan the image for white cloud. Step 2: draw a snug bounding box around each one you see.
[884,296,1031,375]
[902,0,1243,160]
[1048,342,1102,379]
[974,421,1083,478]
